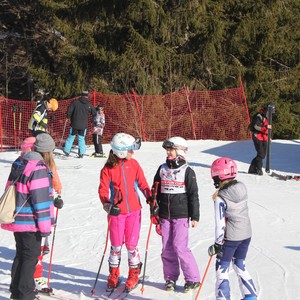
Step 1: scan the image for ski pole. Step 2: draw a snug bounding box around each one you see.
[47,208,59,289]
[12,104,17,150]
[59,119,68,148]
[17,103,22,152]
[91,217,111,297]
[265,103,275,173]
[194,255,213,300]
[140,181,159,294]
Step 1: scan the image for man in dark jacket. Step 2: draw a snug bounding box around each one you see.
[63,91,96,158]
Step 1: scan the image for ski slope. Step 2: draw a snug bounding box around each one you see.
[1,139,300,300]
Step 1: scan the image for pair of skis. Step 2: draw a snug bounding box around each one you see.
[270,171,300,181]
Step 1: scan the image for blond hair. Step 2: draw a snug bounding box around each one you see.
[40,151,56,171]
[212,179,231,200]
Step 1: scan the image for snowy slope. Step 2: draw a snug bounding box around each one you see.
[0,139,300,300]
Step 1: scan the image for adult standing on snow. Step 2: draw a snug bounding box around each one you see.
[248,105,272,175]
[28,98,58,136]
[209,157,257,300]
[151,137,201,293]
[1,133,56,300]
[98,133,151,292]
[63,91,96,158]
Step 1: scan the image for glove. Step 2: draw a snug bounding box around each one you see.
[109,205,120,216]
[151,215,159,225]
[208,243,223,256]
[103,203,120,216]
[155,224,162,236]
[146,196,153,204]
[54,195,64,209]
[103,203,112,213]
[151,204,159,217]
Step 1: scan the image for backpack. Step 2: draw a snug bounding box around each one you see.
[0,180,18,224]
[0,158,28,224]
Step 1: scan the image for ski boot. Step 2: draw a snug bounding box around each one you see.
[125,262,142,292]
[165,280,176,291]
[183,281,200,293]
[34,277,53,294]
[106,266,120,291]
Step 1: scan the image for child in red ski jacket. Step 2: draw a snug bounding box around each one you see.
[98,133,151,292]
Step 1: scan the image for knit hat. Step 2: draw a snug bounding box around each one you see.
[82,91,88,96]
[21,137,36,152]
[34,133,55,153]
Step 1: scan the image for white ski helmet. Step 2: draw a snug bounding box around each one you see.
[110,133,141,159]
[162,136,188,158]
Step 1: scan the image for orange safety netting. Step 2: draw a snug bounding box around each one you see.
[0,84,250,151]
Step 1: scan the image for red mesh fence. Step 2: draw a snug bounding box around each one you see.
[0,84,250,151]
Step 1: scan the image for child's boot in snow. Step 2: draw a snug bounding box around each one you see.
[125,263,142,291]
[106,266,120,291]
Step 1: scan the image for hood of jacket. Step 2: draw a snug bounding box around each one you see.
[218,181,247,203]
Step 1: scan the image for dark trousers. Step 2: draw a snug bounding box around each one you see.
[92,134,103,154]
[10,232,42,300]
[249,136,267,173]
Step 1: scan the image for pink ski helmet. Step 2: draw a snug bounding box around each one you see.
[211,157,237,181]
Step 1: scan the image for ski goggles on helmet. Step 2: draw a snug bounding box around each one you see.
[162,140,187,151]
[115,138,142,151]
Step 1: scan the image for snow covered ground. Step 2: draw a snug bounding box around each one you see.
[0,139,300,300]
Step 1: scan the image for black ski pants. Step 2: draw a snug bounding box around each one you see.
[10,232,42,300]
[92,133,103,154]
[250,135,267,172]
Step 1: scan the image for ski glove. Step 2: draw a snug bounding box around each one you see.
[54,195,64,209]
[151,215,159,225]
[146,196,153,204]
[103,203,112,213]
[103,203,121,216]
[208,243,223,256]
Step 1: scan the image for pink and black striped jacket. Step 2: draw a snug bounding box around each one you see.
[1,151,54,235]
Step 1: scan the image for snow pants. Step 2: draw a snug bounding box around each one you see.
[64,128,87,155]
[215,238,257,300]
[249,136,267,173]
[108,210,141,267]
[10,232,42,300]
[161,218,200,283]
[92,133,103,154]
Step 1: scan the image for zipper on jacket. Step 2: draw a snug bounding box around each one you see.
[121,161,130,213]
[168,194,171,219]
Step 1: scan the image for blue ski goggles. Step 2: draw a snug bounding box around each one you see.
[115,138,141,151]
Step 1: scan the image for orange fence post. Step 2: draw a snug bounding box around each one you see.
[132,88,147,141]
[184,85,197,140]
[239,77,251,139]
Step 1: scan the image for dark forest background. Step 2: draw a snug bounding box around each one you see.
[0,0,299,138]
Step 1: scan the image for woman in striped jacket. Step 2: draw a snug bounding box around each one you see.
[1,133,56,300]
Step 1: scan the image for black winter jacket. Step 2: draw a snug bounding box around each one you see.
[67,96,96,130]
[153,159,200,221]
